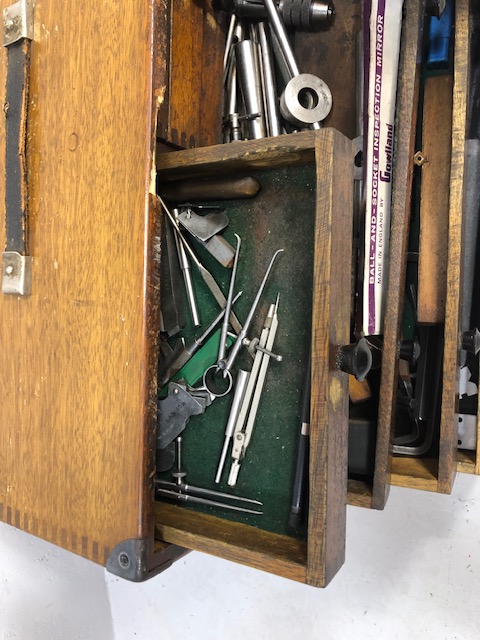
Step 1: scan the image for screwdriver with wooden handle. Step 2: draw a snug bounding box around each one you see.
[159,176,261,202]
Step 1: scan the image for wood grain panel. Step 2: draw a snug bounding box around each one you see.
[391,457,438,492]
[164,0,224,149]
[0,0,160,564]
[168,0,203,147]
[307,130,352,586]
[157,131,317,179]
[438,0,470,493]
[417,75,453,324]
[457,450,476,475]
[347,479,373,508]
[155,503,307,584]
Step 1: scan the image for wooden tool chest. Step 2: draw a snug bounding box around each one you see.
[0,0,476,588]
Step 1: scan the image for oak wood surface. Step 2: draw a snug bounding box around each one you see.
[417,75,454,324]
[438,0,470,493]
[347,479,373,508]
[307,131,352,586]
[457,450,476,475]
[0,0,161,565]
[391,457,439,492]
[157,131,317,179]
[159,0,224,149]
[374,0,426,508]
[155,130,352,587]
[155,503,308,583]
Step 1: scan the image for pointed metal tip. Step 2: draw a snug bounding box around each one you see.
[274,293,280,313]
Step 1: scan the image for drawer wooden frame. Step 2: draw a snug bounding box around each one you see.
[390,0,474,493]
[155,130,354,587]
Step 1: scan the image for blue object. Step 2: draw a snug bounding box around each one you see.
[427,0,454,69]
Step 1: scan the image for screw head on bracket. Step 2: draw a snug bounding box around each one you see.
[118,553,130,569]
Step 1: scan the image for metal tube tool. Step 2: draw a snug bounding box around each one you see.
[227,298,281,486]
[158,195,242,334]
[223,249,284,375]
[215,369,251,483]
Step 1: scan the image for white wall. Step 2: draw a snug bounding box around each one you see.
[1,474,479,639]
[0,525,114,639]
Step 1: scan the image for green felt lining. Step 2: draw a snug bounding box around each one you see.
[158,165,317,541]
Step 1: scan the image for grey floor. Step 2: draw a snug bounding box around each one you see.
[0,473,479,639]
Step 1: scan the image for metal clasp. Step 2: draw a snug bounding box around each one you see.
[2,251,32,295]
[3,0,33,47]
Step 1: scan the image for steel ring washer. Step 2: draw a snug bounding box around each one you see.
[280,73,333,126]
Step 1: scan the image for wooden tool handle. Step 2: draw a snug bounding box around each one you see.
[159,176,261,202]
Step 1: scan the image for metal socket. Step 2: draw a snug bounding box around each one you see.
[280,73,332,126]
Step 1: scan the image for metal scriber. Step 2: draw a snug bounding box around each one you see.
[172,208,201,327]
[228,298,280,486]
[159,291,243,387]
[218,234,241,367]
[158,195,242,334]
[155,487,263,515]
[156,479,262,506]
[156,437,263,514]
[215,369,250,483]
[222,248,284,375]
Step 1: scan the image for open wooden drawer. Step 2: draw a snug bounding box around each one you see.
[304,0,478,505]
[154,132,353,587]
[386,0,478,494]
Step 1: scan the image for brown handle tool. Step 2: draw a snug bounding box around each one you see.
[159,176,261,202]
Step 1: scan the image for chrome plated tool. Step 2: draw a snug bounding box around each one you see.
[157,479,262,506]
[178,205,235,269]
[219,0,335,30]
[158,195,242,334]
[228,297,280,486]
[155,487,263,514]
[223,248,284,374]
[226,307,272,477]
[215,369,251,483]
[159,292,243,388]
[218,234,242,368]
[172,208,201,327]
[155,436,263,514]
[235,38,267,139]
[263,0,331,128]
[257,20,281,137]
[242,336,282,361]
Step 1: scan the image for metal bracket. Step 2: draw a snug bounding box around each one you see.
[3,0,33,46]
[106,538,154,582]
[2,251,32,294]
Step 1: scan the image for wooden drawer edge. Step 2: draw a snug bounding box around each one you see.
[155,503,308,585]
